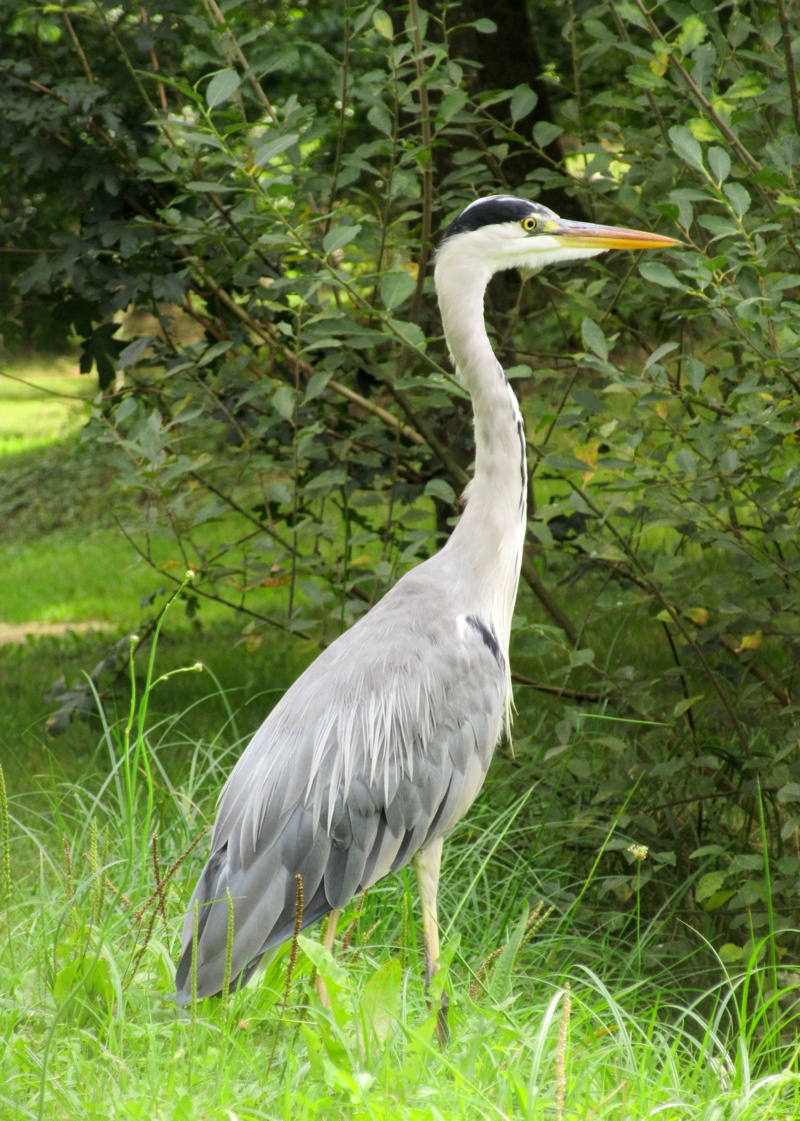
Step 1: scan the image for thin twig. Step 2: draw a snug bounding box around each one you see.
[630,0,760,172]
[188,260,426,446]
[717,634,791,707]
[0,369,90,401]
[606,2,669,145]
[512,672,603,702]
[519,554,580,646]
[139,5,168,114]
[201,0,279,123]
[62,11,94,84]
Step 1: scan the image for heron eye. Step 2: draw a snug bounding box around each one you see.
[522,216,538,232]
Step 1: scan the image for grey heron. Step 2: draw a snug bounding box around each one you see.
[175,196,677,1029]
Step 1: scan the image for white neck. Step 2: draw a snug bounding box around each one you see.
[433,240,528,724]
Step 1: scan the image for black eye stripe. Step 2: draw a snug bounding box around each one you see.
[441,198,546,241]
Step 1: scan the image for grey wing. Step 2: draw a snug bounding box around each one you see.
[175,574,505,1004]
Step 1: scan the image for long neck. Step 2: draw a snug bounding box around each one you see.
[434,244,528,672]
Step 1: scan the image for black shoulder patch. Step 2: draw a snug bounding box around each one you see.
[442,197,537,241]
[466,614,504,667]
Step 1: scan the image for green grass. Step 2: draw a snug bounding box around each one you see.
[0,359,268,630]
[2,661,799,1120]
[0,530,181,626]
[0,624,313,798]
[2,364,800,1118]
[0,357,93,455]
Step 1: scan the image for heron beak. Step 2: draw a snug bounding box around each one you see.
[545,218,681,250]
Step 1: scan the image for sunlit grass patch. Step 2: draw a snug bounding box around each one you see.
[0,529,179,627]
[0,357,92,455]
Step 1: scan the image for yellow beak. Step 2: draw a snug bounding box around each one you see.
[544,218,681,250]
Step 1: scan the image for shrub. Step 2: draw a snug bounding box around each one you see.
[2,0,798,960]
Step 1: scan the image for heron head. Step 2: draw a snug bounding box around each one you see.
[437,195,679,276]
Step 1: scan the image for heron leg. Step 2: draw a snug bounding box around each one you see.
[412,837,449,1044]
[315,908,339,1008]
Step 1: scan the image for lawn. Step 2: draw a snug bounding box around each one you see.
[1,360,799,1119]
[0,356,92,455]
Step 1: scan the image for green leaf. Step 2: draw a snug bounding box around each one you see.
[80,323,125,390]
[543,453,597,473]
[439,90,468,124]
[206,68,240,110]
[696,870,727,902]
[781,815,800,840]
[372,10,393,40]
[473,17,497,33]
[186,181,236,193]
[253,133,299,167]
[778,782,800,803]
[300,1023,326,1079]
[510,84,537,123]
[718,449,739,474]
[117,336,152,369]
[426,934,460,1007]
[303,370,334,403]
[705,889,737,911]
[731,853,763,871]
[298,935,349,989]
[197,340,234,367]
[643,341,680,373]
[323,224,362,254]
[674,448,697,475]
[691,47,716,96]
[272,386,296,419]
[359,959,400,1050]
[669,125,704,171]
[674,695,703,718]
[581,318,608,361]
[487,906,528,1004]
[380,270,417,311]
[424,478,456,505]
[690,845,726,860]
[532,120,563,149]
[303,468,347,495]
[639,261,684,289]
[115,396,137,423]
[367,102,393,136]
[725,74,766,99]
[388,317,425,349]
[685,357,706,392]
[723,182,751,217]
[677,15,708,55]
[708,146,731,185]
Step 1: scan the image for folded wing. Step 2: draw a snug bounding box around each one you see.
[175,567,505,1004]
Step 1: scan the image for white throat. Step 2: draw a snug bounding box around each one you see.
[433,237,528,730]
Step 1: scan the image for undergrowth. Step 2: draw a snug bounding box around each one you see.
[2,626,799,1120]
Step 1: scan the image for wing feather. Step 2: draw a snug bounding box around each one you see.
[175,564,505,1004]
